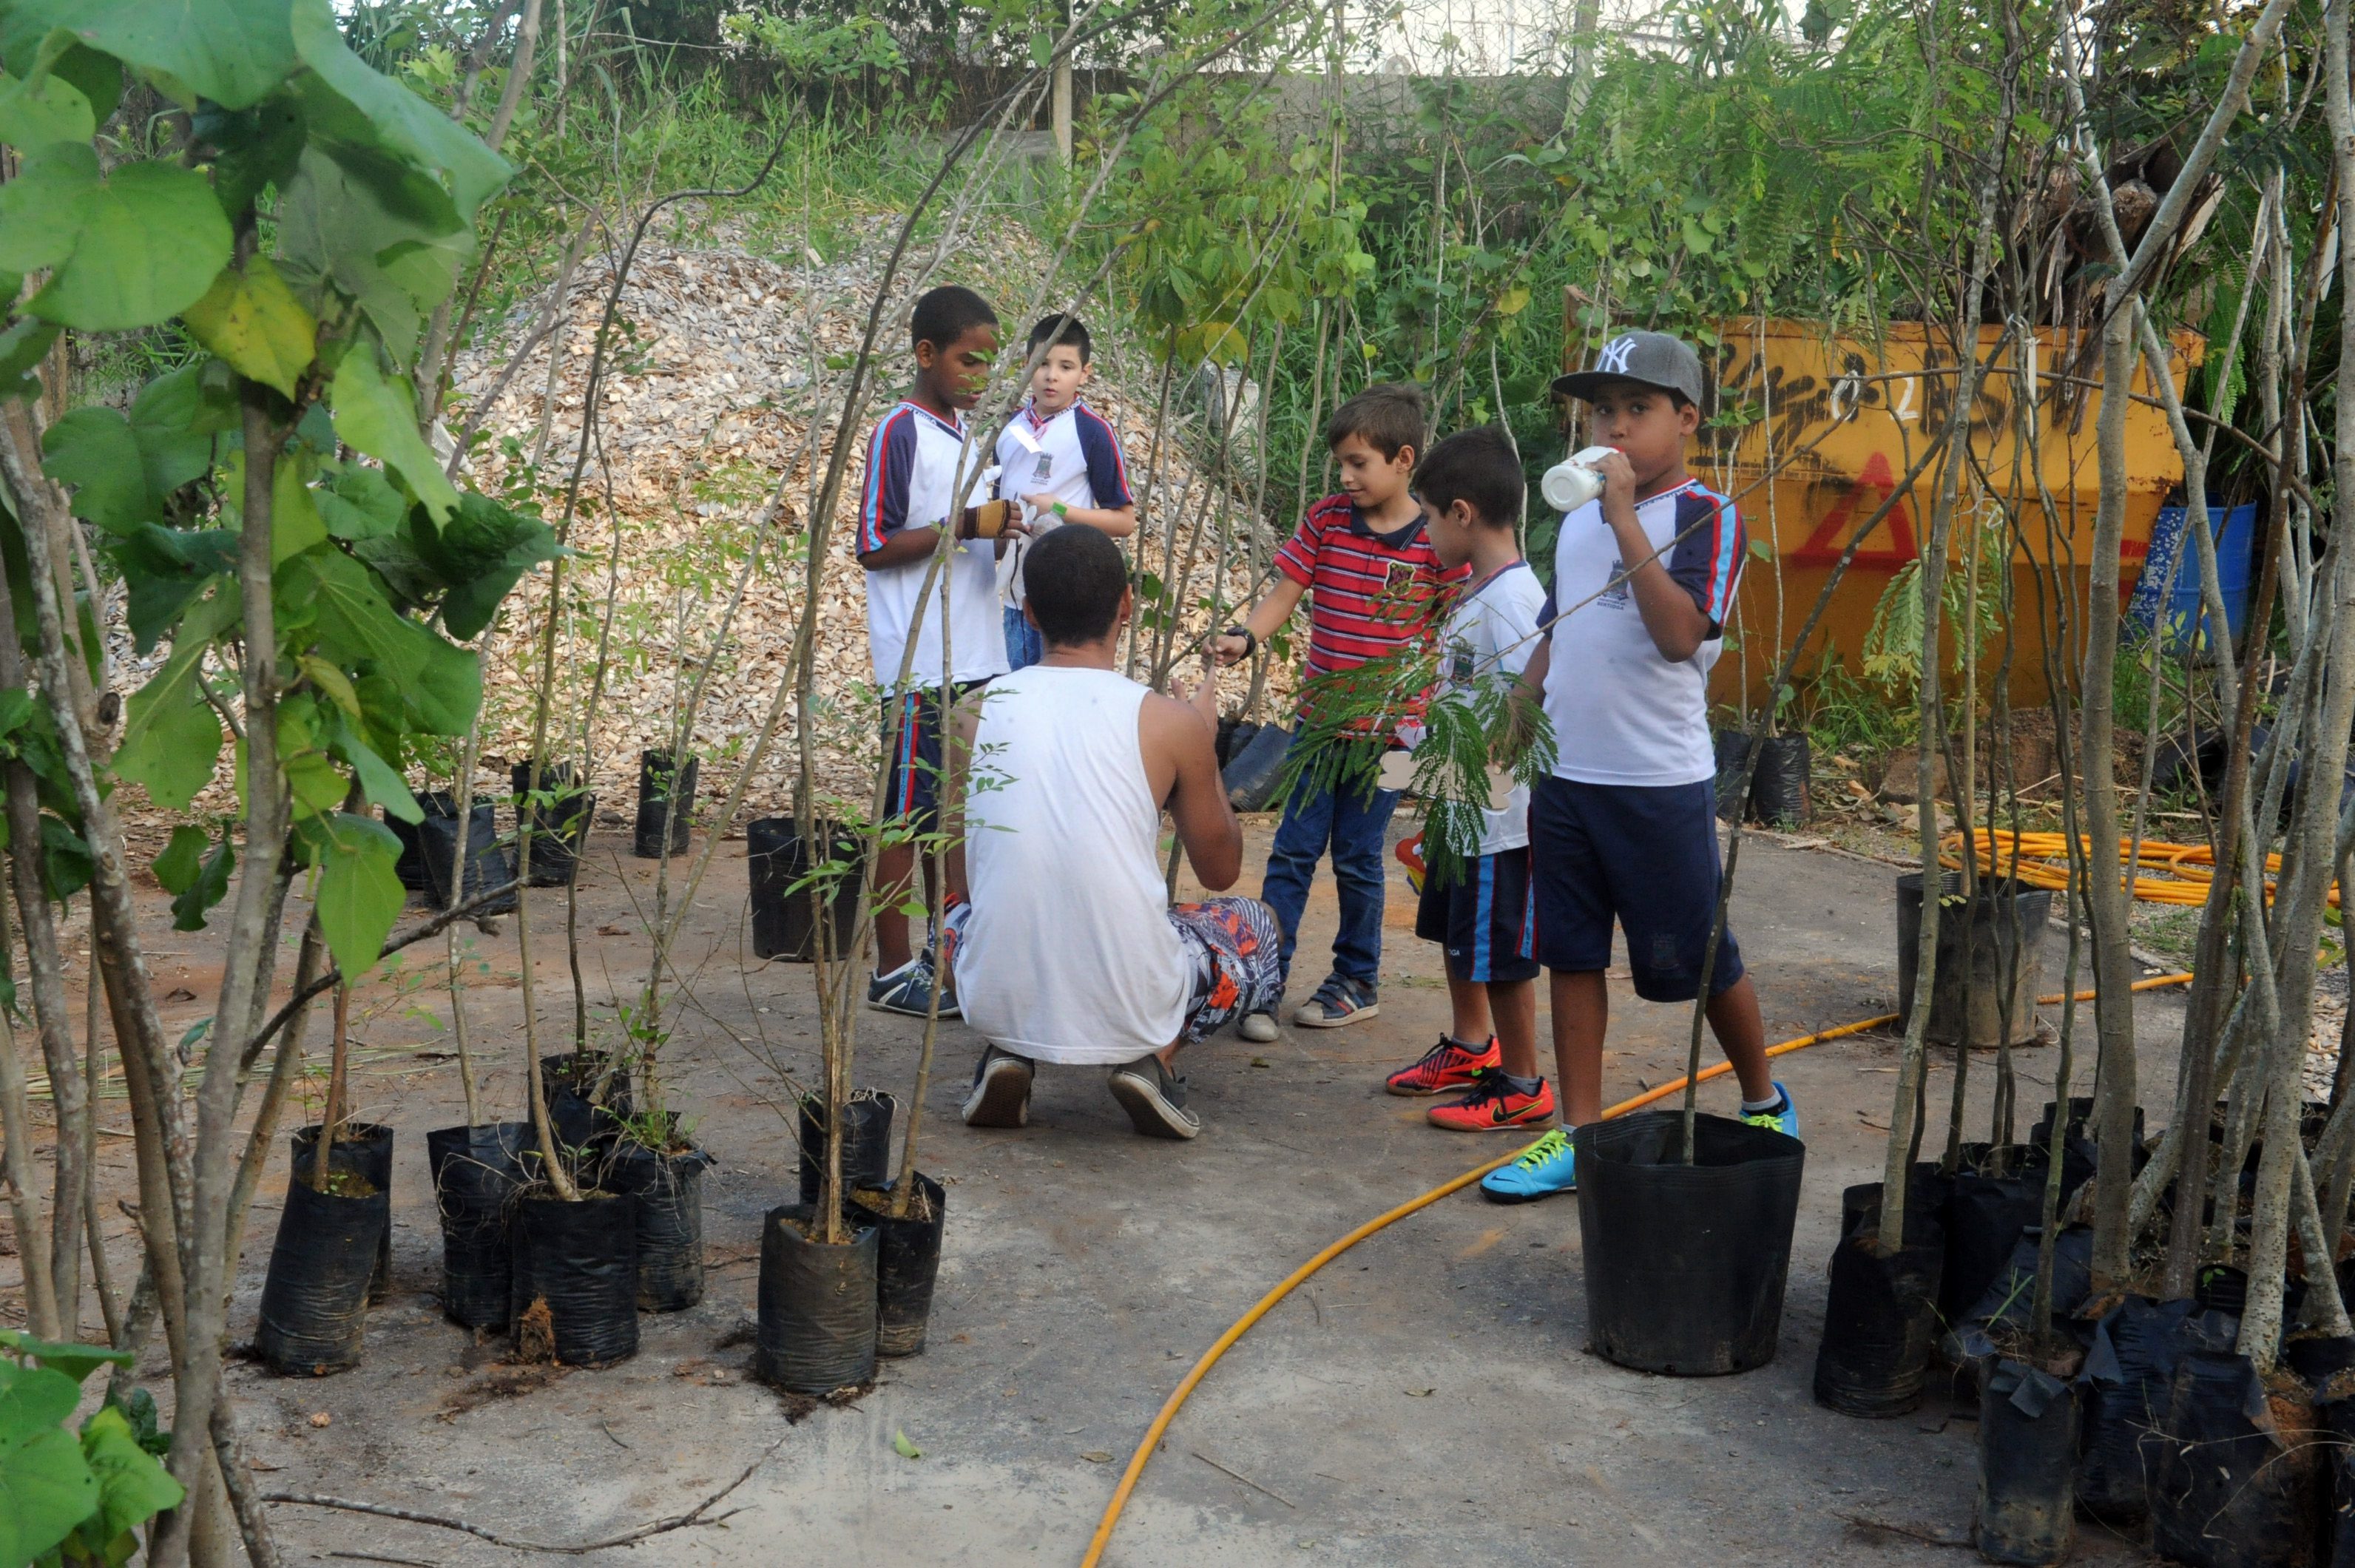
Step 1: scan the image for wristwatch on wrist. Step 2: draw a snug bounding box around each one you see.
[1224,625,1257,658]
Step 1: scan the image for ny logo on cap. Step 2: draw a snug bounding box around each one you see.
[1595,334,1640,374]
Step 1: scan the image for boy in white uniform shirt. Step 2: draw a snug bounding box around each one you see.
[855,284,1014,1018]
[1376,429,1552,1132]
[993,314,1137,670]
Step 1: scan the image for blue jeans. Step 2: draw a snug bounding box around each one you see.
[1260,738,1399,992]
[1003,605,1044,670]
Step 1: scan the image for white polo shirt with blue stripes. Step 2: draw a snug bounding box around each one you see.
[1539,478,1744,788]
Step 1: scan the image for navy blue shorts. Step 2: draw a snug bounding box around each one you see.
[1414,847,1539,984]
[1530,775,1744,1003]
[878,680,986,828]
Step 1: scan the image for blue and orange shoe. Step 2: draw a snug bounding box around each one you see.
[1480,1128,1577,1203]
[1427,1070,1555,1132]
[1384,1035,1500,1095]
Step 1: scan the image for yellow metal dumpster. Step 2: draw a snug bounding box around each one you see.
[1563,314,2203,707]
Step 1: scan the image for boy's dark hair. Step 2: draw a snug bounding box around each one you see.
[1027,314,1092,364]
[1025,524,1127,646]
[1414,428,1524,528]
[910,285,998,352]
[1325,382,1427,461]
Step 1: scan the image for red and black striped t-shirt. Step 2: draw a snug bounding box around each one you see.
[1274,495,1470,704]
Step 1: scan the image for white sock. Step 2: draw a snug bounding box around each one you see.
[875,956,918,982]
[1742,1089,1785,1113]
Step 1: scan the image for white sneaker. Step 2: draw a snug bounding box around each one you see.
[1238,1009,1279,1043]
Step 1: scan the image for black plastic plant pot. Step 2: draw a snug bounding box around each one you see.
[292,1122,394,1302]
[1939,1143,2087,1329]
[634,750,697,859]
[746,817,863,963]
[1973,1359,2079,1565]
[1220,723,1291,813]
[426,1121,530,1330]
[539,1051,634,1162]
[509,1190,640,1368]
[388,802,432,893]
[2078,1295,2234,1524]
[607,1140,714,1312]
[797,1090,898,1206]
[2288,1333,2355,1386]
[1747,731,1810,828]
[1895,872,2051,1049]
[1711,729,1755,824]
[1812,1181,1945,1418]
[755,1203,880,1395]
[418,792,519,915]
[2149,1350,2322,1568]
[1573,1110,1804,1376]
[851,1172,947,1358]
[254,1172,387,1376]
[2320,1389,2355,1568]
[2029,1095,2146,1152]
[510,760,594,888]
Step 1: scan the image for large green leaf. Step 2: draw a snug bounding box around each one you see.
[150,824,207,894]
[40,408,149,533]
[284,548,479,735]
[330,346,456,521]
[200,91,305,218]
[314,463,403,541]
[129,363,231,498]
[288,0,507,224]
[0,1356,81,1430]
[269,452,325,565]
[420,492,561,640]
[323,710,417,822]
[272,146,469,362]
[38,814,91,902]
[165,826,233,932]
[74,1405,183,1548]
[13,0,296,112]
[0,1332,129,1387]
[183,257,314,399]
[109,530,232,652]
[29,161,234,331]
[0,1425,92,1565]
[298,810,403,977]
[0,140,95,274]
[0,67,91,147]
[0,317,58,400]
[112,594,235,810]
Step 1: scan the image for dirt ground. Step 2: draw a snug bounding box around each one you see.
[11,814,2197,1566]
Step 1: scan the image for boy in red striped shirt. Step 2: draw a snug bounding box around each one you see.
[1213,384,1468,1038]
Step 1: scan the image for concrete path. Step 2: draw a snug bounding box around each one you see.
[151,820,2184,1564]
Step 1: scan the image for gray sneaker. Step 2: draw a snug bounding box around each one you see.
[1106,1053,1201,1140]
[1237,1009,1280,1043]
[962,1045,1033,1129]
[868,953,958,1019]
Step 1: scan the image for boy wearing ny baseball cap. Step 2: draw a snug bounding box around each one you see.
[1483,330,1798,1202]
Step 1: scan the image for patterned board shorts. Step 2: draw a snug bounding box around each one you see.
[1170,896,1284,1041]
[940,895,1282,1045]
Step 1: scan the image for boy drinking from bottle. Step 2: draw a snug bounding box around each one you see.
[1482,331,1797,1203]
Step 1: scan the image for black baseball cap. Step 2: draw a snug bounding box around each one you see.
[1551,330,1705,405]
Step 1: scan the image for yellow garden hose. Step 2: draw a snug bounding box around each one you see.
[1947,828,2337,910]
[1078,968,2195,1566]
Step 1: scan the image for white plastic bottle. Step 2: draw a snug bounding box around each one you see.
[1541,445,1621,513]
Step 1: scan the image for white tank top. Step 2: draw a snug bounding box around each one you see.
[956,665,1188,1064]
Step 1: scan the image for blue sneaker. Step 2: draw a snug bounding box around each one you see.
[1739,1081,1800,1140]
[1481,1128,1576,1203]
